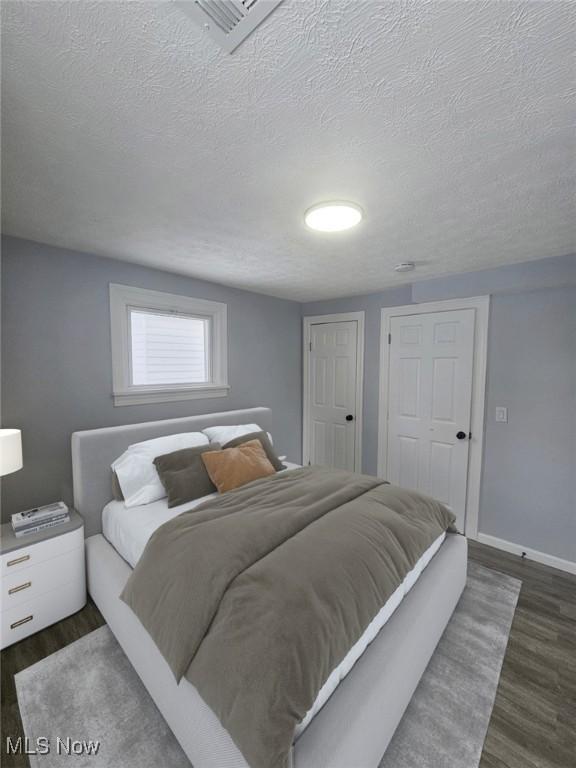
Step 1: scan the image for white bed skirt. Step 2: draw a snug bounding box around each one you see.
[86,532,467,768]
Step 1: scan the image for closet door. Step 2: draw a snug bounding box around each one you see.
[387,309,475,531]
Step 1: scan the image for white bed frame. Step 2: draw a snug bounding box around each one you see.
[72,407,467,768]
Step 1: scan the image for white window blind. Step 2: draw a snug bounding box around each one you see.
[130,310,210,387]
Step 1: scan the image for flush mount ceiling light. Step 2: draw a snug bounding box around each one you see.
[304,202,363,233]
[394,262,415,273]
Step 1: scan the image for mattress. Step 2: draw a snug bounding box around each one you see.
[102,469,445,737]
[102,461,302,569]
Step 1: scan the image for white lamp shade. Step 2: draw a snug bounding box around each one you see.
[0,429,23,476]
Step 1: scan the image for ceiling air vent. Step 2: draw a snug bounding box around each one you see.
[177,0,284,54]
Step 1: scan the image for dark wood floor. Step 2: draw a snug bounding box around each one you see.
[469,542,576,768]
[1,542,575,767]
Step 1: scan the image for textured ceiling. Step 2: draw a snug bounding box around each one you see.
[2,0,575,301]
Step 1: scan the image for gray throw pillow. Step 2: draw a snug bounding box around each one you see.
[222,431,285,472]
[154,443,221,508]
[111,471,124,501]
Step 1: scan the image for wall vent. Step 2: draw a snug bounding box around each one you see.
[177,0,283,54]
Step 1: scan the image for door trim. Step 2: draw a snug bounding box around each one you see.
[303,312,365,473]
[377,297,490,538]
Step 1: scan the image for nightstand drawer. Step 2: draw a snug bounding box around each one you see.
[1,525,84,576]
[1,579,86,649]
[2,546,84,610]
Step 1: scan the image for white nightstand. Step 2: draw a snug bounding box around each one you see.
[1,510,86,649]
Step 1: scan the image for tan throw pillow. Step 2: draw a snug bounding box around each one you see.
[222,431,285,472]
[201,439,276,494]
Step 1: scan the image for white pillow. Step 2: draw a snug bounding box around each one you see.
[112,432,209,507]
[202,424,273,445]
[202,423,260,443]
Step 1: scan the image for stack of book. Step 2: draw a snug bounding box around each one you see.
[11,502,70,538]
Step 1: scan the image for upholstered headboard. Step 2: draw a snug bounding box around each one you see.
[71,407,272,537]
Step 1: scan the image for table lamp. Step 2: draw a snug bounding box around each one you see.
[0,429,23,476]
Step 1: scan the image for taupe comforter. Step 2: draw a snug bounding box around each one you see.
[121,466,455,768]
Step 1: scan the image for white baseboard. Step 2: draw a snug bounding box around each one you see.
[475,533,576,576]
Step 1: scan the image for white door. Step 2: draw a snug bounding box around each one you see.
[387,309,475,531]
[306,321,359,471]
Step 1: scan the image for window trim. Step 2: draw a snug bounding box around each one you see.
[110,284,229,406]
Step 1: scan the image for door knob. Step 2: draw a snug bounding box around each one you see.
[346,414,354,422]
[456,431,467,440]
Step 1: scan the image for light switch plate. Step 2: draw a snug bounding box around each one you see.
[495,407,508,423]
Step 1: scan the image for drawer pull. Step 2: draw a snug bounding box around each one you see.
[8,581,32,595]
[7,554,30,567]
[11,615,33,630]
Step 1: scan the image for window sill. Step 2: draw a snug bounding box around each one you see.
[113,385,230,407]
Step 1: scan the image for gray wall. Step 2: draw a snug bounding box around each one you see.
[1,236,302,520]
[302,255,576,563]
[480,286,575,562]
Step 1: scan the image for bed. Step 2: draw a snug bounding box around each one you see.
[73,407,467,768]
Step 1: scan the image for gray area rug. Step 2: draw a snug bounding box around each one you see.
[16,562,520,768]
[379,561,520,768]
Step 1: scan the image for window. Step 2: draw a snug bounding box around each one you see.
[110,284,228,406]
